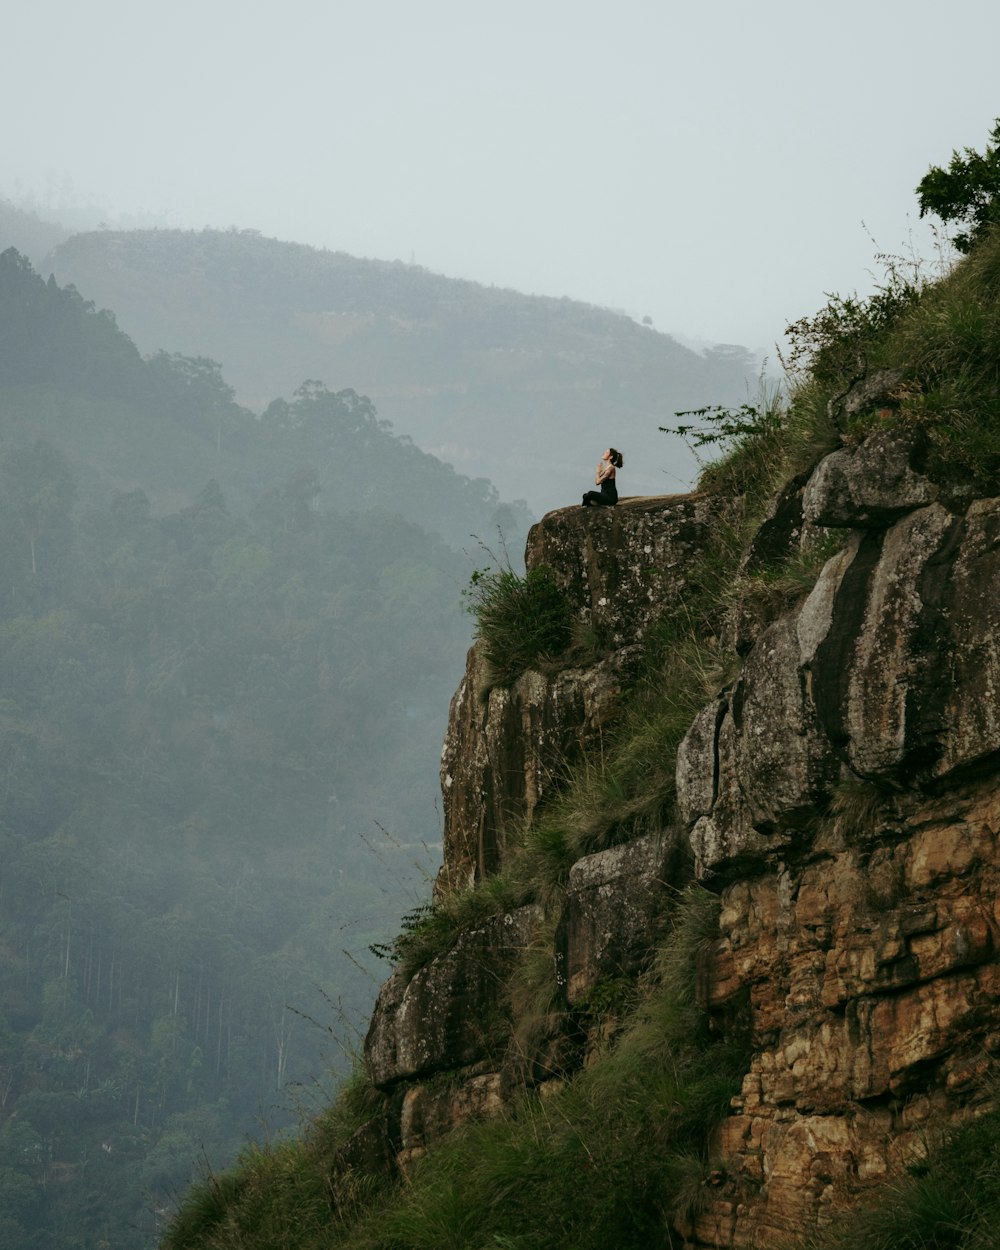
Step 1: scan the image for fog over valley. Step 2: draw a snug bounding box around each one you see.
[1,0,1000,1245]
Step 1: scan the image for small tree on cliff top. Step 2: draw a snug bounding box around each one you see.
[917,119,1000,254]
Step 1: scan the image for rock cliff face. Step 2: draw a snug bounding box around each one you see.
[360,442,1000,1246]
[438,495,715,890]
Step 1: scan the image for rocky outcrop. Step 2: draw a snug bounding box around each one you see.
[439,494,714,890]
[439,642,641,889]
[355,422,1000,1247]
[365,906,541,1088]
[802,426,938,527]
[363,495,715,1161]
[687,488,1000,882]
[524,494,717,647]
[555,829,684,1005]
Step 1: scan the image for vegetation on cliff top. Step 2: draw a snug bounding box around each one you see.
[464,556,573,687]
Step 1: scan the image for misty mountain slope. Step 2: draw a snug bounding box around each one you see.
[0,198,72,269]
[47,228,760,511]
[0,250,504,1249]
[0,248,531,549]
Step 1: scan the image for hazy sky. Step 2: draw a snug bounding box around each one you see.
[5,0,1000,353]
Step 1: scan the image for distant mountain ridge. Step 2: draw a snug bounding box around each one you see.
[0,197,72,267]
[0,246,530,549]
[45,228,759,510]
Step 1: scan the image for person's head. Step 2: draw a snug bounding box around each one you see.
[607,447,623,469]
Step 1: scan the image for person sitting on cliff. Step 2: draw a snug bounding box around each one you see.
[581,447,623,507]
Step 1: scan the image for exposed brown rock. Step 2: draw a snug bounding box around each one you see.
[364,451,1000,1248]
[701,781,1000,1245]
[399,1073,505,1155]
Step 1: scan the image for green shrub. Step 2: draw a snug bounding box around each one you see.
[917,118,1000,255]
[465,561,572,686]
[163,1140,330,1250]
[163,1169,245,1249]
[730,528,850,626]
[783,281,921,393]
[308,1068,387,1156]
[373,870,535,978]
[877,228,1000,481]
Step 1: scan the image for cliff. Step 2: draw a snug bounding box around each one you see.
[163,230,1000,1250]
[356,417,1000,1246]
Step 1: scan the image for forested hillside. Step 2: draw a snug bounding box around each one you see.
[0,199,71,271]
[0,250,522,1249]
[44,228,759,510]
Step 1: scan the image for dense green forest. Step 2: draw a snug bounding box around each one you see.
[0,248,526,1249]
[43,227,759,510]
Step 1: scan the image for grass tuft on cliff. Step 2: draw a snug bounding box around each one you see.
[464,559,573,688]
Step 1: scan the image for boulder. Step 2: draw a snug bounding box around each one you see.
[364,906,541,1088]
[803,428,937,529]
[555,829,685,1005]
[524,493,716,648]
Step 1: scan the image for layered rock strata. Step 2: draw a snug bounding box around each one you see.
[678,434,1000,1245]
